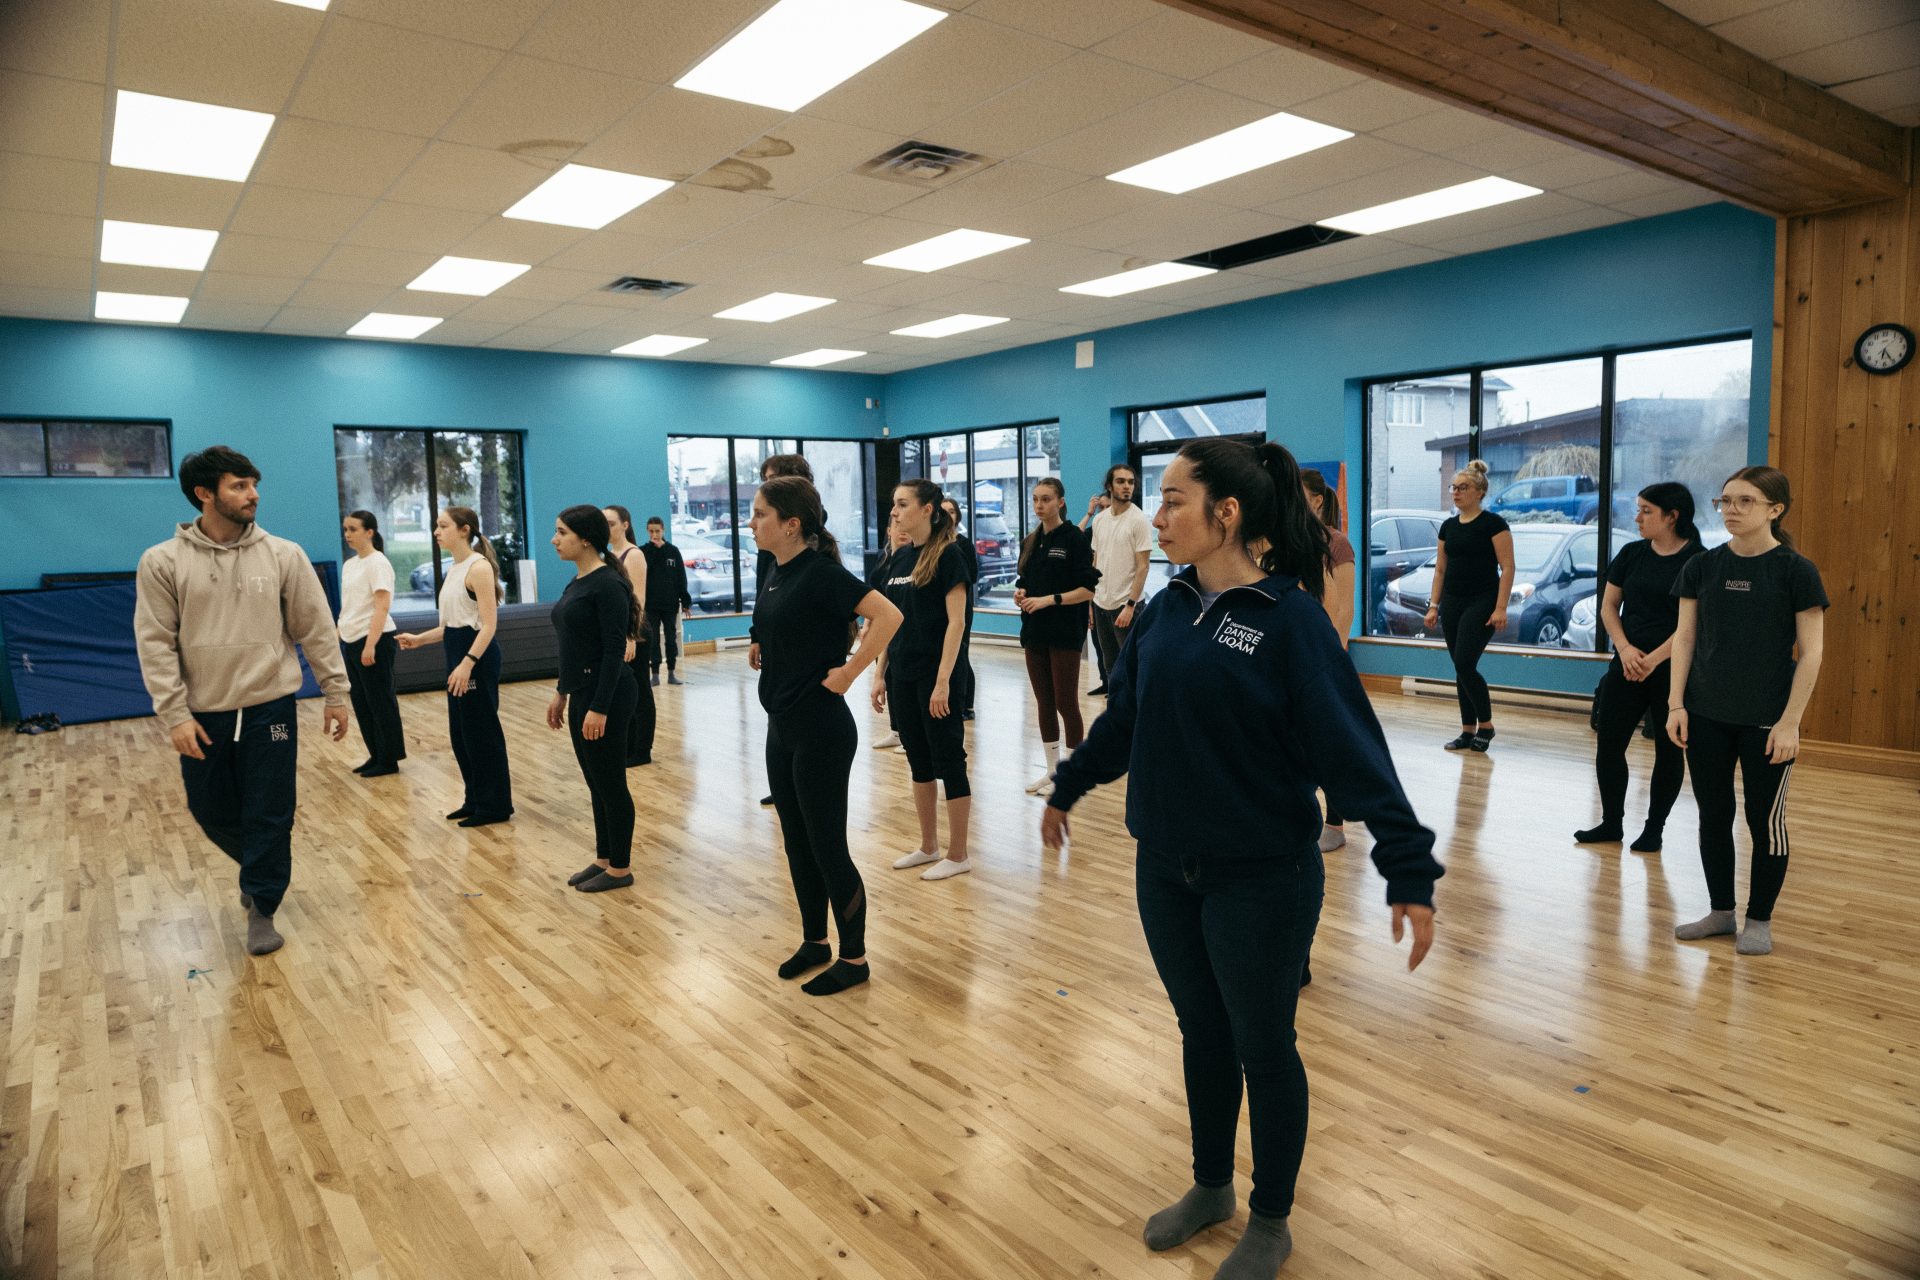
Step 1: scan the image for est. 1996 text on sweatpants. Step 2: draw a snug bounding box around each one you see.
[179,692,300,917]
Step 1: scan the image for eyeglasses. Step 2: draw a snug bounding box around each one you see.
[1711,496,1773,512]
[1449,483,1476,492]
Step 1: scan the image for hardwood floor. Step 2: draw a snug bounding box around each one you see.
[2,644,1916,1279]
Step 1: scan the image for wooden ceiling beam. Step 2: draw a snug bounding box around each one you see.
[1157,0,1910,216]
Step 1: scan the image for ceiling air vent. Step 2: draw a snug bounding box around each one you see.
[857,141,992,188]
[601,277,692,298]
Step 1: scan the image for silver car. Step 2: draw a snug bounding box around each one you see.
[1561,593,1598,651]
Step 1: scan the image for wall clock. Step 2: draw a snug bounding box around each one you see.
[1854,322,1913,375]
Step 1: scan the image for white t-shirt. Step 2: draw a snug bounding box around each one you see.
[337,551,399,643]
[1089,504,1153,609]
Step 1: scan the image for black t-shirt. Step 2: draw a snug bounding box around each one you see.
[551,567,632,713]
[641,540,689,611]
[1015,521,1100,650]
[880,541,969,683]
[1606,539,1703,652]
[752,548,871,721]
[1438,510,1510,599]
[1674,543,1828,725]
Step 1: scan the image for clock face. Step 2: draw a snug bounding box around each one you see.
[1856,324,1913,374]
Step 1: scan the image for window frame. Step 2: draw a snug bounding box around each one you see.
[0,416,173,479]
[1125,393,1269,602]
[333,424,530,606]
[1359,331,1751,655]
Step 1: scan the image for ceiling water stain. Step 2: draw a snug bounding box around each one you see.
[690,134,797,192]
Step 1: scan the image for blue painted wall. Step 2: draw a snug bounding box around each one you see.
[881,204,1778,689]
[0,203,1775,699]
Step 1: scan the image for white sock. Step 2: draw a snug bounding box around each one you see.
[1028,741,1059,792]
[891,848,940,870]
[921,856,972,881]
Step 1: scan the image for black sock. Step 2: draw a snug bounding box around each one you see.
[779,941,832,979]
[352,759,374,773]
[446,806,473,821]
[802,960,870,996]
[1443,732,1476,750]
[458,813,509,828]
[576,869,633,893]
[360,762,399,777]
[1575,820,1623,843]
[567,863,605,886]
[1630,826,1664,852]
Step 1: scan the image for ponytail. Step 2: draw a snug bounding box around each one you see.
[1018,477,1065,573]
[347,508,385,552]
[1178,438,1327,601]
[898,479,957,588]
[559,503,639,638]
[758,476,842,566]
[1299,469,1340,531]
[445,505,505,601]
[1637,482,1700,545]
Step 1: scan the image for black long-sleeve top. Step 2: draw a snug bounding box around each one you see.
[1015,520,1100,650]
[552,566,632,713]
[641,541,691,612]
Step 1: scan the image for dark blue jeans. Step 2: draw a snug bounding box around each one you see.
[1136,843,1324,1219]
[180,694,299,916]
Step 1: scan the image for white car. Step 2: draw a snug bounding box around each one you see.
[1562,593,1597,651]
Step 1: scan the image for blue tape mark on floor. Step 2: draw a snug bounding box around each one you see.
[1056,989,1068,996]
[1574,1085,1591,1094]
[186,967,213,981]
[460,892,483,898]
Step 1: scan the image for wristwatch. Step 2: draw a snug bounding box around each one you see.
[1053,593,1062,606]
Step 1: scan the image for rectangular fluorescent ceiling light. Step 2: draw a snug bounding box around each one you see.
[407,256,531,296]
[1322,176,1543,235]
[865,229,1029,272]
[612,334,709,357]
[892,314,1009,338]
[772,348,865,367]
[100,220,219,271]
[95,291,188,324]
[675,0,947,111]
[110,90,276,182]
[347,313,443,340]
[1060,262,1217,298]
[504,164,674,230]
[1108,112,1353,195]
[713,292,835,322]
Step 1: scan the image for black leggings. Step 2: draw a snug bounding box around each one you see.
[444,626,513,820]
[645,608,679,671]
[1136,844,1323,1219]
[1685,713,1793,921]
[1594,658,1685,830]
[571,671,638,869]
[1439,590,1497,725]
[767,695,866,958]
[624,649,656,766]
[341,634,406,768]
[1023,643,1085,747]
[891,672,970,799]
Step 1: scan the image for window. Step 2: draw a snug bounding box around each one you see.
[0,418,170,478]
[334,428,529,608]
[885,422,1062,609]
[667,435,874,612]
[1363,336,1753,651]
[1129,394,1266,600]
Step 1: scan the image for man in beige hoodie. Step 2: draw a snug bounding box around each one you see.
[135,445,350,956]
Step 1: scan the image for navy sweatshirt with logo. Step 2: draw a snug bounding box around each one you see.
[1048,566,1443,908]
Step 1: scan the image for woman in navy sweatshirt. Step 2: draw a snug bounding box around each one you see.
[1042,438,1441,1279]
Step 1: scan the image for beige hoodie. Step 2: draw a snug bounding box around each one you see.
[134,520,351,728]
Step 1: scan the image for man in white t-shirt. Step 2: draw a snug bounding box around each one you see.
[1080,463,1152,695]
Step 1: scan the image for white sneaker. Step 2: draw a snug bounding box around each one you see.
[1318,825,1346,852]
[892,848,940,870]
[921,856,972,881]
[874,731,901,749]
[1025,770,1054,794]
[1033,779,1054,798]
[893,744,907,754]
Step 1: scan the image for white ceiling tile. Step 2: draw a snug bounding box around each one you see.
[206,234,333,278]
[1371,108,1517,156]
[0,250,91,291]
[1560,171,1689,206]
[446,217,588,266]
[484,325,576,349]
[791,172,931,214]
[195,272,307,307]
[1503,151,1639,191]
[342,202,492,255]
[1020,80,1265,178]
[607,184,780,241]
[311,244,439,286]
[934,52,1181,160]
[0,152,99,217]
[185,301,280,331]
[1170,135,1424,211]
[1707,0,1916,60]
[0,0,109,82]
[288,17,504,138]
[1089,8,1272,80]
[1285,243,1450,285]
[1773,20,1920,87]
[266,306,365,335]
[1828,66,1920,114]
[844,274,975,308]
[1258,154,1488,224]
[1659,0,1780,21]
[0,208,93,259]
[332,0,552,51]
[1200,45,1366,108]
[383,142,548,214]
[689,203,868,258]
[518,0,768,85]
[417,319,516,344]
[230,186,375,243]
[689,115,906,201]
[491,265,610,302]
[1371,192,1591,247]
[882,161,1087,227]
[1425,205,1634,256]
[804,14,1077,137]
[1884,103,1920,125]
[533,301,648,330]
[577,88,784,183]
[101,167,242,229]
[964,0,1161,47]
[446,294,557,325]
[441,55,656,154]
[0,283,90,319]
[1003,177,1159,236]
[0,70,106,163]
[1428,131,1576,174]
[1290,78,1439,133]
[1608,188,1722,218]
[114,0,321,113]
[252,119,429,200]
[540,231,691,277]
[289,278,397,311]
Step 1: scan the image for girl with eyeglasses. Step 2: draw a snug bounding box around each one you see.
[1666,466,1826,955]
[1422,460,1515,751]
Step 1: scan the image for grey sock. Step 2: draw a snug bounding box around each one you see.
[1736,919,1773,955]
[1674,909,1736,940]
[1143,1183,1235,1251]
[1214,1213,1293,1279]
[245,904,283,956]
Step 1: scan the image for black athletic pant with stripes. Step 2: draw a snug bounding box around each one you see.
[1685,712,1792,921]
[767,692,866,959]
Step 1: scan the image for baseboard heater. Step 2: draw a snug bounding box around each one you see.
[1400,676,1594,717]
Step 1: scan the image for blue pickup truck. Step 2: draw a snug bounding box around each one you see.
[1488,475,1630,525]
